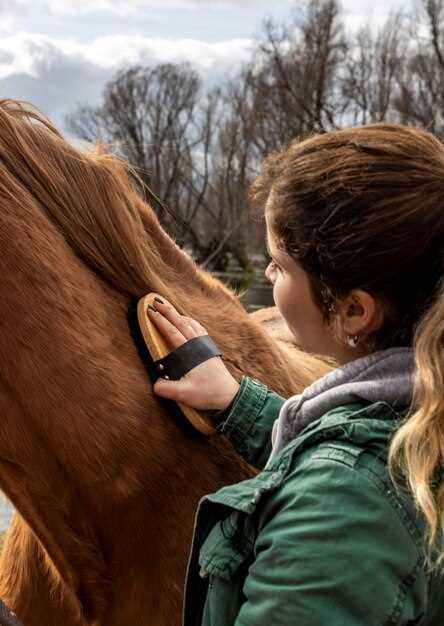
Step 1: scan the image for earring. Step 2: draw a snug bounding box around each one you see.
[346,334,359,348]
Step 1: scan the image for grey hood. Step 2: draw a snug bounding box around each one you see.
[267,347,414,465]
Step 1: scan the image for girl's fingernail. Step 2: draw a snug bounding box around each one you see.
[147,304,158,313]
[154,297,164,304]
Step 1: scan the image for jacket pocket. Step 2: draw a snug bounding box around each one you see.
[199,510,253,580]
[198,510,254,626]
[198,461,291,580]
[187,465,289,626]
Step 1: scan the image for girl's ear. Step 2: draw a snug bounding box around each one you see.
[338,289,383,337]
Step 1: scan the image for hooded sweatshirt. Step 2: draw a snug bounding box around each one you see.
[267,346,415,466]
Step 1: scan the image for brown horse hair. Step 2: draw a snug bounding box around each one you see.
[0,99,203,311]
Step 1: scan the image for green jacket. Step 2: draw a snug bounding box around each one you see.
[182,377,444,626]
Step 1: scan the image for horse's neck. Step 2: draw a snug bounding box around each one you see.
[0,200,328,626]
[137,206,305,392]
[0,234,255,625]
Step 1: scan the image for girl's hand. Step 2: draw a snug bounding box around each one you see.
[148,299,240,411]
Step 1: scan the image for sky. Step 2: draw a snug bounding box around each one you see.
[0,0,409,132]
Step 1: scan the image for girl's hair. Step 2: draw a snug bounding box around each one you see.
[250,123,444,563]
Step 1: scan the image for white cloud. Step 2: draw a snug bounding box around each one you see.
[342,0,409,23]
[0,0,410,22]
[0,33,252,129]
[2,0,290,19]
[0,0,410,132]
[0,32,251,75]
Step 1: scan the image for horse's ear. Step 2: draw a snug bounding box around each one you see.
[0,457,108,624]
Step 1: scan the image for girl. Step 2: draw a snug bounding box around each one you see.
[149,123,444,625]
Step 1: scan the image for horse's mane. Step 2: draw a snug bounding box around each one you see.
[0,101,194,299]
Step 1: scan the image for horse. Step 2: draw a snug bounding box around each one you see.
[0,100,332,626]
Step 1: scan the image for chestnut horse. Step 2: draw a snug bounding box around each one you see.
[0,100,332,626]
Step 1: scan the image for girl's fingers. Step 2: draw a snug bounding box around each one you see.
[187,319,208,337]
[147,307,188,349]
[151,300,205,340]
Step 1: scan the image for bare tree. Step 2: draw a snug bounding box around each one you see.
[194,0,348,269]
[395,0,444,135]
[67,66,256,268]
[201,83,256,270]
[67,64,207,246]
[342,14,406,124]
[68,63,200,193]
[244,0,347,149]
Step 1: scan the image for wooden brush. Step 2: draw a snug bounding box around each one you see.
[137,293,215,435]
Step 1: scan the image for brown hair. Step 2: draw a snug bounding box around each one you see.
[251,123,444,562]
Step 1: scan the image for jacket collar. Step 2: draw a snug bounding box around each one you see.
[268,347,414,464]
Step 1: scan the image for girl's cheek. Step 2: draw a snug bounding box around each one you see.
[272,283,287,320]
[271,273,283,299]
